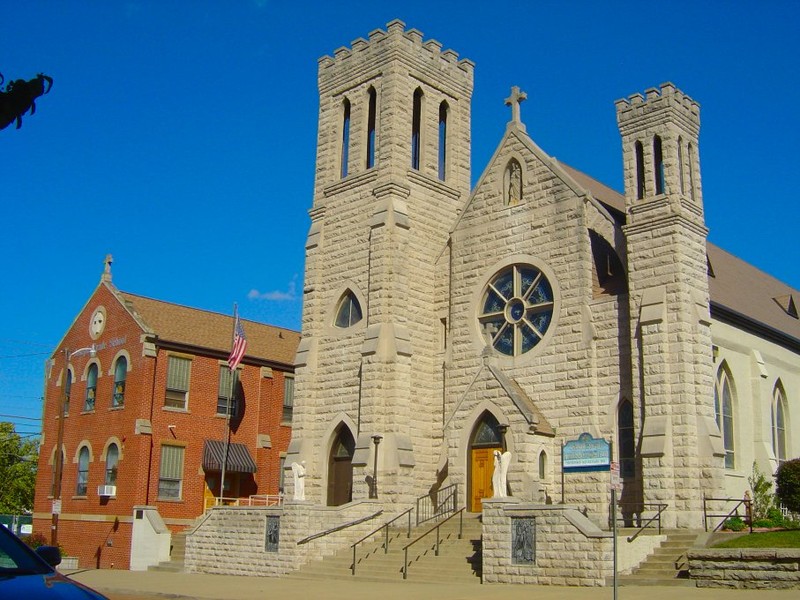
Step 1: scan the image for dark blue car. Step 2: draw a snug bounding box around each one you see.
[0,525,108,599]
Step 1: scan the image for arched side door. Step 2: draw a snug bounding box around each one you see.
[468,412,503,512]
[327,425,355,506]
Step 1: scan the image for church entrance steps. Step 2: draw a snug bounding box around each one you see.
[286,512,483,583]
[614,529,703,587]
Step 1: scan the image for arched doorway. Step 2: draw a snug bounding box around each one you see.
[468,411,504,512]
[327,425,355,506]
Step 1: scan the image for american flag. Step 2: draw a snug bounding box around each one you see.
[227,312,247,370]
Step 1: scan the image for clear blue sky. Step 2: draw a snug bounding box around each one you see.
[2,1,798,431]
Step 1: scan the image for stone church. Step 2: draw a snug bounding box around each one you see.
[187,20,798,582]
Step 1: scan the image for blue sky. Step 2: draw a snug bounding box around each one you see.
[2,1,798,432]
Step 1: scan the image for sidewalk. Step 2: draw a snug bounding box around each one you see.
[68,569,800,600]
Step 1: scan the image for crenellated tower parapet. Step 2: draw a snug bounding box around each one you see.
[616,82,703,220]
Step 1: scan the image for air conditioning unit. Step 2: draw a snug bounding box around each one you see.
[97,485,116,497]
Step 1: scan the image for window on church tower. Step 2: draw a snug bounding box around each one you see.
[653,135,665,195]
[341,98,351,178]
[635,141,645,199]
[366,87,377,169]
[334,291,363,328]
[618,399,635,478]
[411,88,423,170]
[714,367,735,469]
[438,101,448,181]
[677,137,685,195]
[688,142,696,202]
[479,264,555,357]
[772,384,787,466]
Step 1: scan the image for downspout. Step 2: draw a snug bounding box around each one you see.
[144,342,159,506]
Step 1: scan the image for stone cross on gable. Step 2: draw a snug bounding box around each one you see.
[102,254,113,282]
[505,86,527,125]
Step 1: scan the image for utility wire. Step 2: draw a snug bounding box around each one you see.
[0,414,41,421]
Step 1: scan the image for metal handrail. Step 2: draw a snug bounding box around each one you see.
[402,507,464,580]
[350,507,413,575]
[703,496,753,533]
[626,503,668,543]
[204,493,283,512]
[296,510,383,545]
[416,483,458,526]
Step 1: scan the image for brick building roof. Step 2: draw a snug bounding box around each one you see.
[558,162,800,346]
[118,290,300,366]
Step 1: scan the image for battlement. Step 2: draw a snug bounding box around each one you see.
[615,82,700,128]
[317,19,474,83]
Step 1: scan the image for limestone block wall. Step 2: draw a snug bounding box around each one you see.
[185,500,383,576]
[446,130,630,521]
[688,549,800,589]
[482,498,614,586]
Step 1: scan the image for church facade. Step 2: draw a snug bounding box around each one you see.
[187,20,798,582]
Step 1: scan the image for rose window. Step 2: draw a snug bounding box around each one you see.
[479,264,555,356]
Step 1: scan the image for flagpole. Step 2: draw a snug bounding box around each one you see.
[220,303,238,503]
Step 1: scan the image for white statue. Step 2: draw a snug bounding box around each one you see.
[291,461,306,501]
[492,450,511,498]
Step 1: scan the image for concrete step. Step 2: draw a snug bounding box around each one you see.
[289,515,481,584]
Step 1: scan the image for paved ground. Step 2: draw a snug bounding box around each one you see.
[68,569,799,600]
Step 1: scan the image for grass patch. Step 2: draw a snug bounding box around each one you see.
[713,529,800,548]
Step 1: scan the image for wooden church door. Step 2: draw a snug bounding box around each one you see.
[327,426,355,506]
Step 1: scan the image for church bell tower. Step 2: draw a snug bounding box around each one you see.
[616,83,725,527]
[290,20,474,509]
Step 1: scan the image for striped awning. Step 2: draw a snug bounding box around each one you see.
[202,440,257,474]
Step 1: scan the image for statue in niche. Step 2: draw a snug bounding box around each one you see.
[492,450,511,498]
[507,160,522,205]
[291,461,306,501]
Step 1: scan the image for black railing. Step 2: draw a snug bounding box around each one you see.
[620,503,668,542]
[703,496,753,533]
[403,507,464,580]
[416,483,458,526]
[350,507,413,575]
[296,509,383,545]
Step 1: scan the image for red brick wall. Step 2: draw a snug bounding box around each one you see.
[33,282,294,569]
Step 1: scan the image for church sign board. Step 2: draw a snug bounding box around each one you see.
[562,433,611,472]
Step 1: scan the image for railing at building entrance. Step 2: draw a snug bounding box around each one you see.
[204,493,283,513]
[416,483,458,526]
[350,507,413,575]
[403,507,465,580]
[703,495,753,533]
[614,503,668,543]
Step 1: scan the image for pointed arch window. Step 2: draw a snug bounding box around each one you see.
[334,291,363,328]
[105,443,119,486]
[634,141,645,200]
[438,101,448,181]
[618,399,635,477]
[688,142,696,202]
[714,367,735,469]
[76,446,90,496]
[411,88,423,170]
[772,384,787,466]
[112,356,127,408]
[653,135,665,195]
[677,137,685,195]
[366,87,377,169]
[340,98,351,178]
[84,364,98,412]
[538,450,547,480]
